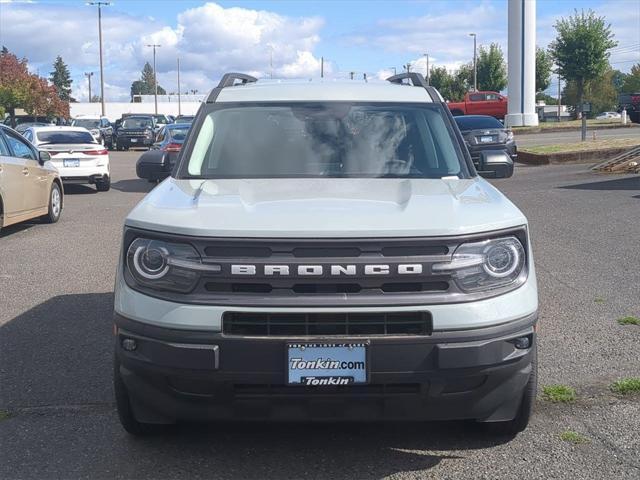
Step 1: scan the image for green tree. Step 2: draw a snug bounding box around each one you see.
[476,43,507,92]
[429,66,453,100]
[535,93,558,105]
[621,64,640,93]
[562,68,618,115]
[549,9,617,113]
[131,62,166,100]
[536,47,553,93]
[448,63,473,101]
[49,55,74,102]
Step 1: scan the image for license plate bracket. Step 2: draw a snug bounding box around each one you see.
[287,342,368,386]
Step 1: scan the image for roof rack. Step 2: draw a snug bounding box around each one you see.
[206,73,258,103]
[386,72,442,103]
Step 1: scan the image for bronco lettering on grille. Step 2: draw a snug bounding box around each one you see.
[230,264,423,276]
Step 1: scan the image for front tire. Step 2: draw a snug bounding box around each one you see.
[42,183,62,223]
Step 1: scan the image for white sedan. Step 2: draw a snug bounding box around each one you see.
[23,126,111,191]
[595,111,621,120]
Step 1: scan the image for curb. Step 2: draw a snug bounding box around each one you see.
[517,146,638,165]
[513,123,638,135]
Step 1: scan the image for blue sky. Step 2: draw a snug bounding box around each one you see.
[1,0,638,101]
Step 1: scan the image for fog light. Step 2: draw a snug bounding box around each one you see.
[514,336,531,349]
[122,338,137,351]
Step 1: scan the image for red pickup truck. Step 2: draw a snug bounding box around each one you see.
[448,91,508,120]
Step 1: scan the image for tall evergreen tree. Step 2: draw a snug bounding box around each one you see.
[50,55,74,102]
[131,62,166,100]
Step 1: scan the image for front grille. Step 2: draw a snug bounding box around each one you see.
[222,311,432,336]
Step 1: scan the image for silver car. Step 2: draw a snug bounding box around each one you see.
[0,124,62,232]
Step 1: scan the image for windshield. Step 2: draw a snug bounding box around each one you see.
[122,118,153,129]
[175,116,194,124]
[167,126,189,141]
[454,116,504,130]
[184,103,467,179]
[72,119,100,129]
[36,131,95,144]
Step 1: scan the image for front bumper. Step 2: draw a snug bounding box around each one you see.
[117,136,154,148]
[114,311,537,423]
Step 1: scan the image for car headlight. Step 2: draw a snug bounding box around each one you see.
[126,238,214,293]
[433,236,526,292]
[91,129,100,136]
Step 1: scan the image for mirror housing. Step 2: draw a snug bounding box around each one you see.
[476,150,514,178]
[136,150,172,182]
[39,150,51,165]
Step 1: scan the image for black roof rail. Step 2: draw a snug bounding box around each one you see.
[386,72,442,103]
[206,72,258,103]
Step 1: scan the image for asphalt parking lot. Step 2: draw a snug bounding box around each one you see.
[1,151,639,479]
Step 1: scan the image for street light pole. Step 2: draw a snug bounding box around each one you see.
[146,44,161,115]
[88,2,110,116]
[84,72,94,103]
[423,53,430,85]
[177,57,181,117]
[469,33,477,91]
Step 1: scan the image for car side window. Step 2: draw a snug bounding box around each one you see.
[486,93,499,101]
[0,132,11,156]
[469,94,486,102]
[4,131,37,160]
[23,130,33,142]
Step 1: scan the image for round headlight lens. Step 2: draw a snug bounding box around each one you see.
[131,242,169,279]
[483,242,520,278]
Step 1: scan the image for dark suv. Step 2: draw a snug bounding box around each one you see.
[115,116,156,150]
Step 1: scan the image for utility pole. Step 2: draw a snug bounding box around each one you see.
[469,32,477,91]
[84,72,94,103]
[146,44,161,114]
[404,63,411,73]
[88,2,110,116]
[423,53,430,85]
[389,67,397,75]
[557,73,561,122]
[177,57,181,116]
[321,56,324,78]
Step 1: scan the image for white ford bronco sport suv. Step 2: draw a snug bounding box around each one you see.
[113,73,538,435]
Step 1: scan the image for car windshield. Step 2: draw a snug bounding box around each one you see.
[454,116,504,130]
[175,116,194,123]
[184,103,467,179]
[73,119,100,129]
[122,118,152,129]
[167,126,189,141]
[36,131,95,144]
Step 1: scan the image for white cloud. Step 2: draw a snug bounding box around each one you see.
[0,2,326,101]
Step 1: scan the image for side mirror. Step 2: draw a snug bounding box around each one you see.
[477,150,514,178]
[39,150,51,164]
[136,150,171,182]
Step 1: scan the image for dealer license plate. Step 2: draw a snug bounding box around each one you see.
[287,342,368,386]
[479,135,494,143]
[63,159,80,167]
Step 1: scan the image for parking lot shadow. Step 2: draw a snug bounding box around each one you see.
[0,221,36,238]
[111,178,155,194]
[1,293,513,479]
[62,184,98,195]
[559,175,640,191]
[0,292,114,409]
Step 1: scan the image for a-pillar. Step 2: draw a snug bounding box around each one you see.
[505,0,538,127]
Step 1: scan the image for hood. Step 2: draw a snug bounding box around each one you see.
[125,177,527,238]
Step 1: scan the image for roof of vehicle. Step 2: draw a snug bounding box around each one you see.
[28,126,94,133]
[73,115,106,119]
[215,80,434,103]
[454,115,500,120]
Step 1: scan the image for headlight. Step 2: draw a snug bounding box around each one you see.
[126,238,212,293]
[433,236,525,292]
[91,129,100,136]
